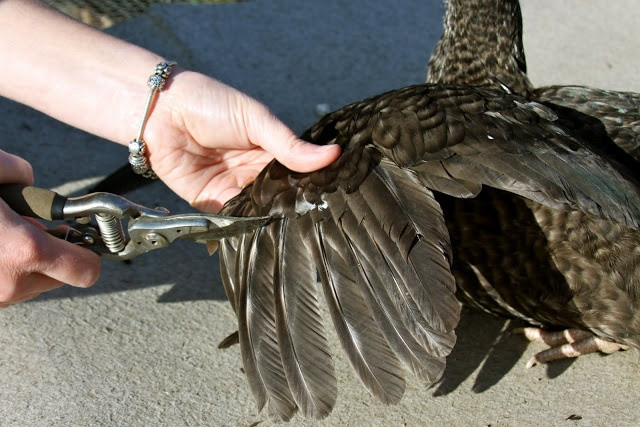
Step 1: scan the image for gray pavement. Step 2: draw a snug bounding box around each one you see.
[1,1,639,425]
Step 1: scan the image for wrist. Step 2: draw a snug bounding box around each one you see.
[141,67,211,146]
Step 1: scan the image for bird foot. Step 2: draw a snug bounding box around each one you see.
[514,327,629,368]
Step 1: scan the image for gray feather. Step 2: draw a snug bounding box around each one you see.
[237,228,298,421]
[273,217,337,418]
[312,218,407,403]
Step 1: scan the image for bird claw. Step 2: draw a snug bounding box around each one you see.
[513,327,629,368]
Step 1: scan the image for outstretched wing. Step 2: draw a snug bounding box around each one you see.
[219,84,640,420]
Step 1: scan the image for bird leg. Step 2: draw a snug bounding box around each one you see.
[514,327,629,368]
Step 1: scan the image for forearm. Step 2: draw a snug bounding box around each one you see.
[0,0,166,145]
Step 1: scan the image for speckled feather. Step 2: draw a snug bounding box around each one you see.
[427,0,532,95]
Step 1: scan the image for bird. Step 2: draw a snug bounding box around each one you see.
[425,0,640,367]
[217,82,640,420]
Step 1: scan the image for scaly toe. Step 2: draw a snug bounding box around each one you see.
[515,327,629,368]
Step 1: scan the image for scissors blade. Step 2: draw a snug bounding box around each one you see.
[128,213,273,245]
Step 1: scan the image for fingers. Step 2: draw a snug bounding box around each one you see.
[143,71,342,211]
[0,273,63,308]
[0,149,34,185]
[0,202,100,307]
[0,293,42,308]
[0,150,96,308]
[245,102,341,173]
[35,228,101,288]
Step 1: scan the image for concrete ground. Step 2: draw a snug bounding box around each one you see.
[1,1,639,425]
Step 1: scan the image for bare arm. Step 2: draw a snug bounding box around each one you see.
[0,0,340,208]
[0,0,158,143]
[0,0,340,306]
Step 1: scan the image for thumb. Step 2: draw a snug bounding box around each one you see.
[246,104,341,173]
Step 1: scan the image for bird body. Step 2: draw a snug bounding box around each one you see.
[427,0,640,358]
[439,189,640,348]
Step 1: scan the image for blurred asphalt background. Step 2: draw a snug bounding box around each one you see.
[1,1,639,425]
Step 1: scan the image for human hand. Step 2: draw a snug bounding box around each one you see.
[142,70,341,212]
[0,150,100,308]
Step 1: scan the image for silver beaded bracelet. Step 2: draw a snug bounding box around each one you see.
[128,60,178,179]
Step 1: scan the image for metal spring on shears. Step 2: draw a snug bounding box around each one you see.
[95,213,126,253]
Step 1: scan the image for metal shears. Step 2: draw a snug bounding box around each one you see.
[0,184,270,260]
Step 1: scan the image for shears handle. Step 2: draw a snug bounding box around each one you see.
[0,184,67,220]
